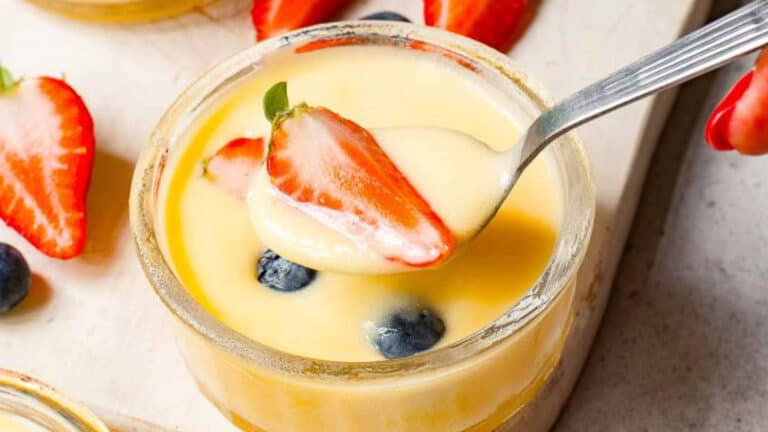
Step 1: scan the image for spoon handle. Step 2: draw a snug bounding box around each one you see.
[517,0,768,171]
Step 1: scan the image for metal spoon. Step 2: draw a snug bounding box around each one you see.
[249,2,768,274]
[506,0,768,192]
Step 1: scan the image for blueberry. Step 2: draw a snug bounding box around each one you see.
[257,249,316,292]
[371,306,445,359]
[361,11,411,22]
[0,243,30,314]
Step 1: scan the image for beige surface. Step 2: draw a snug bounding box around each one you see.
[557,2,768,429]
[0,0,707,430]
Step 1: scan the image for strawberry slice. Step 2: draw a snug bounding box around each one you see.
[263,82,455,267]
[706,50,768,156]
[251,0,352,41]
[424,0,529,52]
[203,137,265,199]
[0,66,95,259]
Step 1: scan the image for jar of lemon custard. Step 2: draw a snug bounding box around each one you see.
[0,369,109,432]
[25,0,211,21]
[131,21,595,432]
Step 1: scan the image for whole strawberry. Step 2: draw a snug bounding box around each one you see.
[0,66,94,259]
[706,50,768,155]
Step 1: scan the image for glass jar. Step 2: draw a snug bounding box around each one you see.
[130,21,595,432]
[25,0,212,21]
[0,369,109,432]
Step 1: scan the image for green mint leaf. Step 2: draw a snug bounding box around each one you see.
[0,66,16,92]
[263,81,289,122]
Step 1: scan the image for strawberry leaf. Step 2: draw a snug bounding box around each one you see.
[264,81,289,122]
[0,66,17,92]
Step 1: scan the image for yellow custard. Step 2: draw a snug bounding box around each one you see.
[159,45,561,362]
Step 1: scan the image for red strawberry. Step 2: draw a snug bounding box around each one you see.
[706,71,753,152]
[706,50,768,155]
[424,0,529,52]
[263,82,455,267]
[251,0,352,41]
[203,137,265,199]
[0,66,94,259]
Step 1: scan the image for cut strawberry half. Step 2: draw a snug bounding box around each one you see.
[203,137,265,199]
[251,0,352,41]
[0,66,95,259]
[424,0,528,52]
[263,82,455,267]
[706,50,768,156]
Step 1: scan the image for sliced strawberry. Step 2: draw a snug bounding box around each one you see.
[0,67,95,259]
[251,0,352,41]
[294,36,364,54]
[264,83,455,267]
[706,50,768,155]
[203,137,265,199]
[424,0,529,52]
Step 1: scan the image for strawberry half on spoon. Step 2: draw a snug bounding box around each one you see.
[261,82,455,268]
[0,66,95,259]
[706,49,768,155]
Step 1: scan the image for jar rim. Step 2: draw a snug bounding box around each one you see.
[129,21,596,380]
[25,0,212,22]
[0,369,108,432]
